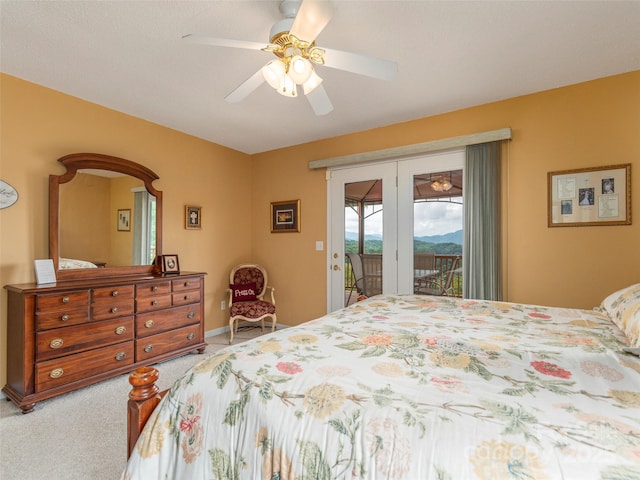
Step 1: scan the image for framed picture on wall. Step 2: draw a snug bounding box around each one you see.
[185,205,202,230]
[117,209,131,231]
[271,199,301,233]
[548,164,631,227]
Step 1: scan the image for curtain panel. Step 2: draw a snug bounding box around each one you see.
[463,142,502,300]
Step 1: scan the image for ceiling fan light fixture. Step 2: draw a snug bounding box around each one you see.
[430,174,453,192]
[262,60,286,89]
[302,69,323,95]
[288,55,313,84]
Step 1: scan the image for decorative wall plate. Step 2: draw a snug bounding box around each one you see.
[0,180,18,209]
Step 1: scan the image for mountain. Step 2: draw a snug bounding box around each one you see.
[345,229,462,245]
[415,230,463,245]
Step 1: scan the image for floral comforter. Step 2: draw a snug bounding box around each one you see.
[121,295,640,480]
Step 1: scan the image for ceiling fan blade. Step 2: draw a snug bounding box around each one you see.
[225,67,266,103]
[322,47,398,81]
[289,0,334,43]
[306,84,333,116]
[182,34,266,51]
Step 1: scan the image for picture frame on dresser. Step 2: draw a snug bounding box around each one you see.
[160,254,180,274]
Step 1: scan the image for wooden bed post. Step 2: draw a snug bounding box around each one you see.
[127,367,166,458]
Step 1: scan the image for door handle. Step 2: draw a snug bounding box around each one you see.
[333,264,341,271]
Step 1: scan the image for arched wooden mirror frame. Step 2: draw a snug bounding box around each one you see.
[49,153,163,281]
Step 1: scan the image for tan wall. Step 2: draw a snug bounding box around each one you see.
[1,71,639,392]
[252,71,640,321]
[0,74,253,389]
[59,172,111,262]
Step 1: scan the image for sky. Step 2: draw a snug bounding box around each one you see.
[346,197,463,237]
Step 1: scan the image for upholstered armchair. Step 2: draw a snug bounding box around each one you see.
[227,263,276,344]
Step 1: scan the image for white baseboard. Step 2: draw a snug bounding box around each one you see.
[205,325,230,338]
[204,322,290,339]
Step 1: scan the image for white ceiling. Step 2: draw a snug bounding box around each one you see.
[1,1,639,155]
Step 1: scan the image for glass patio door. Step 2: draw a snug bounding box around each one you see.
[327,149,464,312]
[328,162,397,312]
[397,150,464,293]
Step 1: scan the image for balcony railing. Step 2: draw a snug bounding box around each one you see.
[344,253,462,298]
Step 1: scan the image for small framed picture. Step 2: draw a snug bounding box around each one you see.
[271,199,301,233]
[117,209,131,231]
[160,254,180,274]
[185,205,201,230]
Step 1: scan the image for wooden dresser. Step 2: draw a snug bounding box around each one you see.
[3,272,206,413]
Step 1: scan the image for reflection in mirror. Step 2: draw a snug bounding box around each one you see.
[59,170,157,268]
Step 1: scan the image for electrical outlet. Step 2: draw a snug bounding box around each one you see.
[220,300,226,310]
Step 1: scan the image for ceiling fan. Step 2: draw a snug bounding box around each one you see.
[182,0,398,116]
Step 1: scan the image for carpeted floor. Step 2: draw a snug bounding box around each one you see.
[0,328,265,480]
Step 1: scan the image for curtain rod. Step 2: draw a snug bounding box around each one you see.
[309,127,512,170]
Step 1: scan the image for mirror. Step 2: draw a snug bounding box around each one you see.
[50,153,163,280]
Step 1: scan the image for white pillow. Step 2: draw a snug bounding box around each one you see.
[59,258,98,269]
[599,283,640,347]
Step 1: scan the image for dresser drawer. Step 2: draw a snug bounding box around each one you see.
[135,324,201,362]
[136,281,171,298]
[135,294,172,313]
[35,341,134,392]
[172,277,202,292]
[36,291,89,313]
[172,289,201,306]
[92,298,135,321]
[36,308,90,330]
[135,304,201,338]
[36,317,134,361]
[93,284,134,301]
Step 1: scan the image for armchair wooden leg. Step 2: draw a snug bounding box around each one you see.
[229,318,235,344]
[271,315,277,332]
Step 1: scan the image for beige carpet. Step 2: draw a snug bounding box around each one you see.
[0,328,265,480]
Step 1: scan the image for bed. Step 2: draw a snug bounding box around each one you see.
[58,257,98,269]
[121,284,640,479]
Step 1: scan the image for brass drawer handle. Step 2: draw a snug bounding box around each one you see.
[187,311,195,319]
[50,338,64,349]
[115,326,126,335]
[50,368,64,379]
[112,290,119,297]
[111,307,119,313]
[61,314,70,322]
[144,319,155,328]
[187,332,195,340]
[62,296,69,304]
[183,295,189,301]
[183,281,190,287]
[152,285,158,292]
[115,352,127,361]
[144,344,153,353]
[152,300,158,306]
